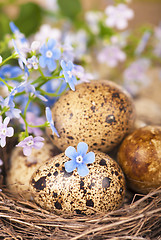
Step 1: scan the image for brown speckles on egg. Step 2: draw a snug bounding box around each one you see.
[55,201,62,209]
[32,176,46,191]
[102,177,111,188]
[86,199,94,207]
[105,115,116,124]
[30,151,125,215]
[46,80,135,152]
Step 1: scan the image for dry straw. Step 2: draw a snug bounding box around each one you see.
[0,186,160,240]
[0,137,161,239]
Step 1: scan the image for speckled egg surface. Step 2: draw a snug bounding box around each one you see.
[46,80,135,152]
[30,151,125,215]
[7,139,60,200]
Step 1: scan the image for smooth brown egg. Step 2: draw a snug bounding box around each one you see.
[30,151,126,215]
[6,139,60,199]
[46,80,136,152]
[117,125,161,194]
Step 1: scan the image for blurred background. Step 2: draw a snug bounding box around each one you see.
[0,0,161,123]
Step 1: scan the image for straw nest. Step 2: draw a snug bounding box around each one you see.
[0,187,161,240]
[0,97,161,240]
[0,141,161,240]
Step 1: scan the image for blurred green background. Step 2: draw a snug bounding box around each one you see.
[0,0,161,40]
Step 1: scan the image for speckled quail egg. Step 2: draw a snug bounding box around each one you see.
[6,139,60,200]
[30,151,125,215]
[117,125,161,194]
[46,80,136,152]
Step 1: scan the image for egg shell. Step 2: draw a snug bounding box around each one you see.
[30,151,125,215]
[117,125,161,194]
[46,80,136,152]
[7,139,60,199]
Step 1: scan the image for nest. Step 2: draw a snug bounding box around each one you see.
[0,186,160,240]
[0,97,161,240]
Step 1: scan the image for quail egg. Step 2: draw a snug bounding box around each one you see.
[7,139,60,199]
[46,80,135,152]
[117,125,161,194]
[30,151,125,215]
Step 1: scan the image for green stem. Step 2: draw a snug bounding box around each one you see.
[0,53,18,67]
[0,107,10,116]
[38,67,46,79]
[28,122,48,128]
[20,96,33,137]
[20,114,29,137]
[36,75,64,90]
[39,84,68,97]
[24,97,32,119]
[0,77,13,91]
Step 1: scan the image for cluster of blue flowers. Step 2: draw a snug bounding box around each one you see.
[1,0,161,177]
[0,22,92,170]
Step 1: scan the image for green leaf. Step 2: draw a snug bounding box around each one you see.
[57,0,82,20]
[15,2,42,37]
[0,10,10,41]
[99,22,114,39]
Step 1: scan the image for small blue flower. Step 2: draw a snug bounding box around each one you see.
[7,80,47,106]
[16,135,44,156]
[65,142,95,177]
[12,39,29,79]
[26,56,39,70]
[0,96,21,119]
[61,60,77,91]
[45,107,59,137]
[0,116,14,147]
[39,39,61,72]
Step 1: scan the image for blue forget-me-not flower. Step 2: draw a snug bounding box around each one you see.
[65,142,95,177]
[39,39,61,72]
[16,135,44,156]
[0,116,14,147]
[61,60,77,91]
[45,107,59,137]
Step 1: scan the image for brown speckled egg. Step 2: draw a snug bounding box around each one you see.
[6,139,60,199]
[30,151,125,215]
[46,80,135,152]
[117,125,161,194]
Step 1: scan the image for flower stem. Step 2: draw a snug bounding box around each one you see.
[39,84,68,97]
[0,53,18,67]
[28,122,48,128]
[0,77,13,91]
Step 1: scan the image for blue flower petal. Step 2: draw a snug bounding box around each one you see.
[61,60,68,71]
[39,43,46,55]
[77,142,88,156]
[47,39,56,49]
[10,21,19,33]
[83,152,95,164]
[72,75,77,84]
[67,61,74,71]
[65,146,77,159]
[77,164,89,177]
[47,59,56,72]
[45,107,52,122]
[51,123,59,137]
[67,79,75,91]
[52,48,61,60]
[39,56,46,68]
[65,160,76,173]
